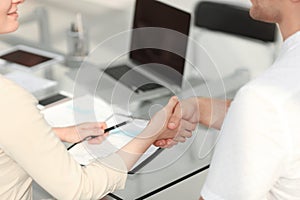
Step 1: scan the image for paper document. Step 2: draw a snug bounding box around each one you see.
[41,95,159,171]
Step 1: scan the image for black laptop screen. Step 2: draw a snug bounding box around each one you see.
[130,0,191,86]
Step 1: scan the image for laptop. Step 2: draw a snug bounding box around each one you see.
[103,0,191,101]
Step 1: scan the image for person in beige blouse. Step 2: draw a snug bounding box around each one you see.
[0,0,196,199]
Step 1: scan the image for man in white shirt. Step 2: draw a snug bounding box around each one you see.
[155,0,300,199]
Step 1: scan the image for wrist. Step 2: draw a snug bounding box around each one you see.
[53,127,73,142]
[197,97,211,126]
[140,125,161,141]
[198,98,232,129]
[196,97,204,123]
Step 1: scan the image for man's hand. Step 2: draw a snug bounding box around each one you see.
[53,122,108,144]
[142,96,195,142]
[154,97,232,148]
[167,97,200,130]
[144,96,179,140]
[141,97,197,148]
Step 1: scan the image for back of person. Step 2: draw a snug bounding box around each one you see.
[201,31,300,199]
[252,31,300,199]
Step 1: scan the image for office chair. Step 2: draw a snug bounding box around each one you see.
[194,1,277,43]
[188,1,279,98]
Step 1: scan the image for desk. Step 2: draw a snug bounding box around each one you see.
[23,60,218,199]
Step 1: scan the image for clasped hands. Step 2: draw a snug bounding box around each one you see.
[147,96,199,148]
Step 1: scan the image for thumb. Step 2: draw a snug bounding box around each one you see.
[161,96,178,129]
[165,96,178,112]
[147,96,178,133]
[168,101,181,130]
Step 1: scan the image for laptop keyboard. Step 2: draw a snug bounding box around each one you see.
[104,65,163,93]
[137,83,162,92]
[104,64,132,80]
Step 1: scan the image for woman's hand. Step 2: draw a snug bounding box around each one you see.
[143,96,179,140]
[152,97,199,148]
[144,96,195,142]
[53,122,108,144]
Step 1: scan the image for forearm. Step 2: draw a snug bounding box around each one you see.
[117,128,157,171]
[52,127,74,142]
[198,97,232,130]
[118,96,178,170]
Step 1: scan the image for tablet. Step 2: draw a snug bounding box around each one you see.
[0,45,64,71]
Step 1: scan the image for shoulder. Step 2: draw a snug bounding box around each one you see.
[237,65,300,107]
[232,82,273,111]
[0,75,37,106]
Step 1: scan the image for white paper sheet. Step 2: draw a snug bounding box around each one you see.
[41,95,159,171]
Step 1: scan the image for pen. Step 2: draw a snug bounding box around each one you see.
[67,120,131,151]
[103,120,130,133]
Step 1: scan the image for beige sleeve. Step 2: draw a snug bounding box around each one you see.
[0,79,127,199]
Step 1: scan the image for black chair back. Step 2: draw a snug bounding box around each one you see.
[194,1,277,42]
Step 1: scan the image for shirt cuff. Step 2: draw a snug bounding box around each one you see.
[201,184,225,200]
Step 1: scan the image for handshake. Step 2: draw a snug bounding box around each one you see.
[146,96,231,148]
[144,96,200,149]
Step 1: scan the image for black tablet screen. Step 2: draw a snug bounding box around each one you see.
[0,50,52,67]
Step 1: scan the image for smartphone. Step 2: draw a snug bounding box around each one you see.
[38,93,69,106]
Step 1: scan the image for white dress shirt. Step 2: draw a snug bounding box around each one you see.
[201,31,300,199]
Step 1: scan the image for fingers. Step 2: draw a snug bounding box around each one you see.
[164,96,179,119]
[76,122,107,140]
[180,120,197,135]
[153,139,167,147]
[84,122,107,130]
[160,139,178,148]
[81,122,107,131]
[172,120,196,142]
[175,129,192,139]
[154,119,196,146]
[154,139,178,148]
[173,136,186,143]
[98,122,107,130]
[88,132,109,144]
[84,128,105,135]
